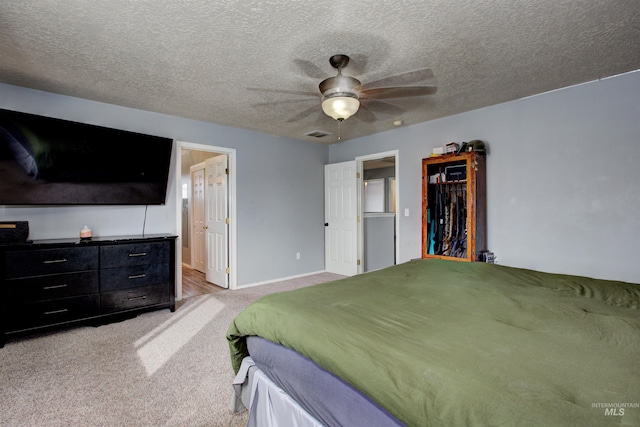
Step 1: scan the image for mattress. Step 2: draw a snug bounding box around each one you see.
[228,259,640,426]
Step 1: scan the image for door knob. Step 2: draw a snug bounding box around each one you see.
[324,223,329,226]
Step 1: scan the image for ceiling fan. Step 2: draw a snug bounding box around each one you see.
[252,54,438,125]
[317,54,437,122]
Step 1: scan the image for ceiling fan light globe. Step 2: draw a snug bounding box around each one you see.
[322,96,360,121]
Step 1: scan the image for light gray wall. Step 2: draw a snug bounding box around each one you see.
[364,166,395,181]
[364,214,395,272]
[330,71,640,283]
[0,83,328,286]
[4,70,638,285]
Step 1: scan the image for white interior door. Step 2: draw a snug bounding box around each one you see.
[191,165,206,273]
[205,155,229,288]
[325,161,358,276]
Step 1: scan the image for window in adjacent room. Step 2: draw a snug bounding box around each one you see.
[364,178,385,212]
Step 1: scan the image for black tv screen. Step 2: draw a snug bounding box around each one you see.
[0,109,173,205]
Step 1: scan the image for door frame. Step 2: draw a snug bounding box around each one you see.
[175,141,237,298]
[356,150,399,274]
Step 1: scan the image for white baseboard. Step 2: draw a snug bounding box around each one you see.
[237,270,327,289]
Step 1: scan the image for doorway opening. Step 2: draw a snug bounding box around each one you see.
[357,151,398,273]
[175,141,237,300]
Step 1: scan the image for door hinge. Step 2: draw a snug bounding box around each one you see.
[357,216,361,222]
[356,172,361,179]
[357,259,361,266]
[225,168,229,175]
[226,267,230,274]
[225,217,230,225]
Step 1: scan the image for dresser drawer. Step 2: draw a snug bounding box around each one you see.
[101,284,171,313]
[100,242,170,268]
[100,263,169,291]
[4,246,99,279]
[7,271,99,303]
[6,294,100,331]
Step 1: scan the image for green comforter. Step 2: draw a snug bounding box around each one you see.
[227,259,640,426]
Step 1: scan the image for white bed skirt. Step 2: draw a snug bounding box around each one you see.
[247,369,323,427]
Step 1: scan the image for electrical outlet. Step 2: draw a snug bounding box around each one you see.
[296,252,301,260]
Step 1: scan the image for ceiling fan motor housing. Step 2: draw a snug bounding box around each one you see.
[319,74,362,99]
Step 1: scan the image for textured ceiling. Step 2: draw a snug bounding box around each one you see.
[1,1,639,143]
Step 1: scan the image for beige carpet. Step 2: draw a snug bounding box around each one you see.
[0,272,344,427]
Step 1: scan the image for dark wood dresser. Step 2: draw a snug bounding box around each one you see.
[0,234,176,347]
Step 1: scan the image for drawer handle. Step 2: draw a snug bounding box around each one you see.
[43,284,68,290]
[128,252,147,257]
[128,295,147,301]
[128,274,146,279]
[44,309,68,315]
[43,258,68,264]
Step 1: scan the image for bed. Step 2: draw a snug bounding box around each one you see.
[227,259,640,426]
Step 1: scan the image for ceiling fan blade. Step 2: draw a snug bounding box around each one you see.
[361,85,437,99]
[248,87,319,97]
[253,98,318,107]
[362,68,434,90]
[286,104,321,123]
[293,59,328,79]
[354,104,376,123]
[360,99,406,115]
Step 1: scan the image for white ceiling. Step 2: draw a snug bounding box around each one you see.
[1,1,639,144]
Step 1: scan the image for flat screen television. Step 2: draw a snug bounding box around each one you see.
[0,108,173,205]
